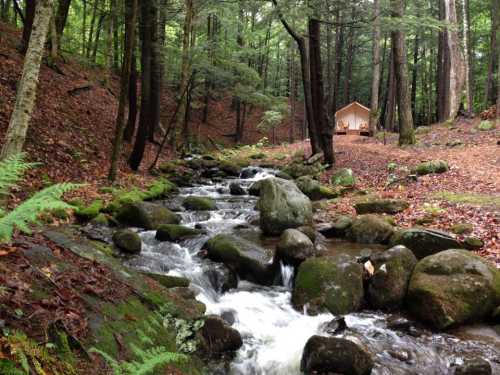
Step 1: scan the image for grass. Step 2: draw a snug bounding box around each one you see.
[433,191,500,207]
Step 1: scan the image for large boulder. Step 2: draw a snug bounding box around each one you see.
[115,202,180,230]
[183,196,217,211]
[354,199,409,215]
[390,228,463,259]
[316,215,353,238]
[203,234,277,285]
[155,224,204,242]
[300,335,374,375]
[414,160,449,175]
[219,160,242,177]
[295,176,338,201]
[248,180,263,196]
[257,178,313,236]
[276,229,314,267]
[454,357,492,375]
[331,168,355,187]
[198,315,243,358]
[282,162,323,179]
[112,229,142,254]
[229,182,246,196]
[293,254,364,315]
[367,246,417,310]
[407,250,500,329]
[347,215,395,244]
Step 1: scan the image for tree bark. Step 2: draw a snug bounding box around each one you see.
[383,49,397,132]
[391,0,415,146]
[149,0,161,141]
[486,0,499,107]
[124,50,138,142]
[21,0,37,53]
[462,0,473,115]
[369,0,381,135]
[54,0,70,47]
[332,7,344,114]
[1,0,55,159]
[108,0,138,181]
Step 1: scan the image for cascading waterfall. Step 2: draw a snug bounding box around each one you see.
[126,169,500,375]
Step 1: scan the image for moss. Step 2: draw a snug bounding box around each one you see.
[450,223,473,235]
[89,240,114,257]
[155,224,204,242]
[51,208,70,220]
[183,196,216,211]
[75,199,104,220]
[331,168,356,187]
[477,120,495,131]
[414,160,449,175]
[433,191,500,207]
[98,186,115,194]
[90,213,109,226]
[249,152,267,160]
[144,179,178,200]
[219,160,243,176]
[142,273,190,288]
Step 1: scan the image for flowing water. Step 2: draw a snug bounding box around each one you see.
[125,170,500,375]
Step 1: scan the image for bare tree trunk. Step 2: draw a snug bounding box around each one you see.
[332,7,343,114]
[462,0,473,116]
[108,0,138,181]
[1,0,55,159]
[82,0,87,54]
[149,0,161,141]
[86,0,99,59]
[21,0,37,53]
[91,12,104,63]
[497,38,500,124]
[391,0,415,146]
[369,0,381,134]
[124,51,138,142]
[383,49,397,132]
[54,0,71,49]
[486,0,499,107]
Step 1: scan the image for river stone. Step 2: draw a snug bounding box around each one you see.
[229,182,246,196]
[155,224,204,242]
[282,162,323,179]
[240,167,262,179]
[347,214,395,244]
[219,160,242,177]
[204,261,238,293]
[199,315,243,357]
[203,234,277,285]
[454,357,492,375]
[112,229,141,254]
[276,229,315,267]
[275,171,293,180]
[407,249,500,329]
[390,228,463,259]
[317,215,353,238]
[257,178,313,236]
[331,168,356,187]
[141,272,190,288]
[115,202,180,230]
[248,180,263,196]
[367,245,417,310]
[300,335,374,375]
[295,176,338,201]
[293,254,364,315]
[414,160,449,175]
[354,199,409,215]
[297,226,317,243]
[183,196,217,211]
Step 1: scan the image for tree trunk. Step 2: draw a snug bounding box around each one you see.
[82,0,87,54]
[411,25,420,121]
[383,49,397,132]
[21,0,37,53]
[369,0,381,134]
[343,7,355,106]
[108,0,138,181]
[54,0,70,48]
[462,0,473,116]
[149,0,160,141]
[1,0,55,159]
[91,12,105,63]
[332,7,343,114]
[124,51,138,142]
[86,0,99,59]
[391,0,415,146]
[486,0,499,107]
[128,0,152,171]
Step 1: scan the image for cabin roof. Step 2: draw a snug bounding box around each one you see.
[335,101,370,117]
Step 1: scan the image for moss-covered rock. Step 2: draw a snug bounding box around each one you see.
[300,336,374,375]
[295,176,339,201]
[183,196,217,211]
[390,228,463,259]
[331,168,355,187]
[317,215,353,238]
[141,272,190,288]
[367,245,417,310]
[275,171,293,180]
[450,223,473,235]
[144,179,178,200]
[454,357,492,375]
[112,229,142,254]
[257,178,313,235]
[354,198,409,215]
[414,160,449,175]
[198,315,243,358]
[292,254,364,315]
[75,199,104,221]
[156,224,204,242]
[477,120,496,131]
[204,234,277,285]
[347,215,395,244]
[407,249,500,329]
[282,162,324,179]
[90,213,110,226]
[229,182,246,196]
[248,180,263,196]
[115,202,180,230]
[276,229,315,267]
[463,236,484,250]
[218,160,242,177]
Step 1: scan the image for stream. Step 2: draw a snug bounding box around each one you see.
[125,169,500,375]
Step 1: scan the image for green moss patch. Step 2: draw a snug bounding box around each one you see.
[433,191,500,207]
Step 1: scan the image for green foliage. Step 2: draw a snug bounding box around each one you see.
[163,313,204,354]
[0,153,37,196]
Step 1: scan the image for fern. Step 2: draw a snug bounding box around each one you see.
[0,153,37,196]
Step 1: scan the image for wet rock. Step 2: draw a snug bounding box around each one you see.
[115,202,180,230]
[407,250,500,329]
[141,272,190,288]
[248,180,263,196]
[276,229,315,267]
[386,316,424,337]
[229,183,246,196]
[221,310,236,326]
[390,228,463,259]
[454,357,492,375]
[112,229,141,254]
[316,215,353,238]
[295,176,338,201]
[201,167,223,178]
[297,226,317,243]
[300,335,374,375]
[183,196,217,211]
[257,178,313,236]
[367,245,417,310]
[414,160,449,175]
[331,168,356,187]
[204,234,277,285]
[219,160,242,177]
[199,315,243,357]
[155,224,204,242]
[354,199,409,215]
[347,214,395,245]
[204,261,238,293]
[388,350,412,363]
[293,254,364,315]
[275,171,293,180]
[323,316,347,335]
[240,167,262,179]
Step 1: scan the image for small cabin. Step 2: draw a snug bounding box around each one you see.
[335,101,371,136]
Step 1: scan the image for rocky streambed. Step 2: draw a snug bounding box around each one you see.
[104,163,500,374]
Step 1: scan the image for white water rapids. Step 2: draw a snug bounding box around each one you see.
[125,169,500,375]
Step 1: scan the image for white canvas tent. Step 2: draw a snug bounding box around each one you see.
[335,101,371,136]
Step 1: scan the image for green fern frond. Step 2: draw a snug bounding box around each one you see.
[89,348,122,375]
[0,183,81,242]
[0,153,37,196]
